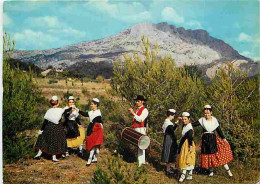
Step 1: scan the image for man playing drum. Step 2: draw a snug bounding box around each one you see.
[128,95,149,167]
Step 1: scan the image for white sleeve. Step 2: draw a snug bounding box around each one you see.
[134,108,149,122]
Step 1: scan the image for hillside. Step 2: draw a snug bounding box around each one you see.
[11,22,259,78]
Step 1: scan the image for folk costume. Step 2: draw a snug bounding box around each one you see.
[63,96,85,156]
[177,112,196,182]
[63,108,85,154]
[192,105,233,177]
[131,95,149,167]
[79,98,103,165]
[34,96,69,162]
[161,119,178,163]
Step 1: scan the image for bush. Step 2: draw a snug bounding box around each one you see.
[92,156,147,184]
[48,79,58,84]
[82,88,90,96]
[96,75,104,83]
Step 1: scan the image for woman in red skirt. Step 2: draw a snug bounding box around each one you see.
[192,105,233,177]
[79,98,104,166]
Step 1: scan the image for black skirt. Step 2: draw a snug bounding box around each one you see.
[64,120,80,138]
[161,134,178,163]
[201,133,218,154]
[35,122,67,155]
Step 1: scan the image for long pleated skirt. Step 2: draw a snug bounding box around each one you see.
[67,125,85,148]
[199,135,233,168]
[161,134,178,163]
[177,140,196,170]
[35,123,67,155]
[85,123,104,152]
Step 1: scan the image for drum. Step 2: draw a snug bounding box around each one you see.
[121,127,150,150]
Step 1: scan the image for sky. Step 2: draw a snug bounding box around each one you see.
[3,0,260,61]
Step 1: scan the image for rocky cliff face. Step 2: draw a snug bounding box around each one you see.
[11,22,258,78]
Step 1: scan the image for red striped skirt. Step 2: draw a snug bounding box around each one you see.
[199,136,233,168]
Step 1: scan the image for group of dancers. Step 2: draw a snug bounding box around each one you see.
[33,94,234,182]
[161,105,233,182]
[128,95,233,182]
[34,95,103,166]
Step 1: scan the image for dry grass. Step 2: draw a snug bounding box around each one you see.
[3,147,242,184]
[34,78,111,104]
[4,149,106,184]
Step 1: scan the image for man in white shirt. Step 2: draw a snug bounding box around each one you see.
[129,95,149,166]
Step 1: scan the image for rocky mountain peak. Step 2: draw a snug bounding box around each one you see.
[11,22,257,78]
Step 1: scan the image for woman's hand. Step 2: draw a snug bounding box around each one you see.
[175,117,182,124]
[189,145,193,152]
[128,108,135,115]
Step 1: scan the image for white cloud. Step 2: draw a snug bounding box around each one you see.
[253,56,260,61]
[234,23,240,29]
[240,51,251,57]
[3,13,12,26]
[60,28,86,38]
[13,29,60,49]
[185,20,202,29]
[86,1,151,23]
[4,1,43,12]
[25,16,62,29]
[120,11,152,22]
[24,16,86,39]
[238,32,252,42]
[161,7,184,24]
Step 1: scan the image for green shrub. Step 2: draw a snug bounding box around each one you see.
[206,63,260,160]
[111,36,205,131]
[48,79,58,84]
[3,32,44,163]
[82,88,90,96]
[92,156,147,184]
[3,33,44,163]
[96,75,104,83]
[3,61,44,163]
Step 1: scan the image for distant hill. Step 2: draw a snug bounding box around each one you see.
[7,58,42,74]
[11,22,259,78]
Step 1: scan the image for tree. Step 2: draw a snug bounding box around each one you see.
[96,75,104,83]
[3,31,44,163]
[111,36,206,131]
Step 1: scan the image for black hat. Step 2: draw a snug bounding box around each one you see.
[134,95,147,101]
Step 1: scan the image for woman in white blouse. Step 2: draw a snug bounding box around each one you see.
[34,96,69,162]
[79,98,104,166]
[192,105,233,177]
[63,96,85,157]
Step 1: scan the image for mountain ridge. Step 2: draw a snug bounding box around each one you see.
[11,22,258,78]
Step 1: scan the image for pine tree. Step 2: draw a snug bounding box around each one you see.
[111,36,206,131]
[3,31,44,163]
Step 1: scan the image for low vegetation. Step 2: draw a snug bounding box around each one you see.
[3,33,259,183]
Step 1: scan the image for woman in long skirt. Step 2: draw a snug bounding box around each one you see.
[192,105,233,177]
[34,96,70,162]
[79,98,104,166]
[177,112,196,182]
[161,109,179,174]
[63,96,85,157]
